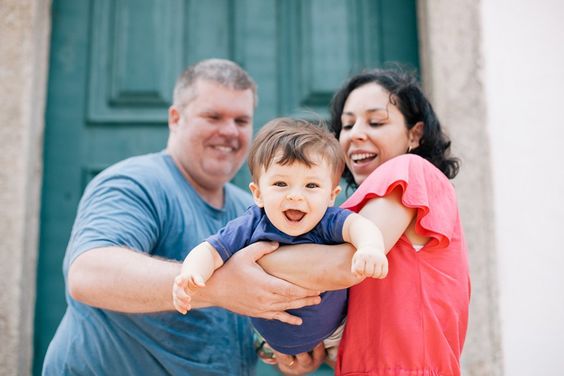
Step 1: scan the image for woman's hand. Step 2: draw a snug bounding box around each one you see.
[271,343,326,375]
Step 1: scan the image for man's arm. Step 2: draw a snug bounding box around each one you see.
[68,241,321,325]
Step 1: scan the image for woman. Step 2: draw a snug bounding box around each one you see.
[260,68,470,376]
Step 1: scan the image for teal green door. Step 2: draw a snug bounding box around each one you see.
[34,0,419,374]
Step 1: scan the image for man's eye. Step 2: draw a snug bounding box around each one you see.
[306,183,319,189]
[273,181,287,187]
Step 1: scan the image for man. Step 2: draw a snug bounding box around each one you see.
[43,59,324,375]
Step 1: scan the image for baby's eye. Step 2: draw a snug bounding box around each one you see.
[273,181,287,187]
[305,183,320,189]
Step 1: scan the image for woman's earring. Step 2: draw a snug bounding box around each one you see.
[407,146,412,153]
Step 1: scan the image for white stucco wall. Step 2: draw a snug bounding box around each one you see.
[482,0,564,374]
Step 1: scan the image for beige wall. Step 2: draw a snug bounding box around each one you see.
[483,0,564,374]
[0,0,51,374]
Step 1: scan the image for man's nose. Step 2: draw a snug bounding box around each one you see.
[219,119,238,136]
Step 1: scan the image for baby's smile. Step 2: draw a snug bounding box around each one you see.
[283,209,306,222]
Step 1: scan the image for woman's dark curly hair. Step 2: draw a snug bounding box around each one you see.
[329,67,460,188]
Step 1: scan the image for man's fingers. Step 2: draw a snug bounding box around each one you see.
[267,278,320,298]
[271,311,303,326]
[273,295,321,311]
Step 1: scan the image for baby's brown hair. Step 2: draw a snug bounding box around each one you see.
[248,117,345,185]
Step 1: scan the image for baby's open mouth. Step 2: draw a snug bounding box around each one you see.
[284,209,306,222]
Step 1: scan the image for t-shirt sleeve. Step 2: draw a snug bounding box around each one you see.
[67,174,161,266]
[206,207,258,262]
[341,154,458,250]
[312,207,354,244]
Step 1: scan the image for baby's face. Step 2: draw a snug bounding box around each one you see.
[249,154,341,236]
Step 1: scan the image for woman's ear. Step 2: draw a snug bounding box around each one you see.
[249,182,264,207]
[408,121,424,149]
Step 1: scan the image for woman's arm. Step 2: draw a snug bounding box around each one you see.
[258,187,417,290]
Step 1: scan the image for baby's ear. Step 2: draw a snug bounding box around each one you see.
[249,182,264,207]
[329,185,342,206]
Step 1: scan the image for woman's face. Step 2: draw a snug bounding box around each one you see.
[339,82,420,185]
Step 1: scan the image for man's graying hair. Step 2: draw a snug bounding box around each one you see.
[173,59,258,107]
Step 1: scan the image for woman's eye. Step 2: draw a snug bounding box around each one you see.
[342,124,353,130]
[369,122,384,127]
[306,183,319,189]
[273,181,287,187]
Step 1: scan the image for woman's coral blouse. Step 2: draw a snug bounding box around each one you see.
[336,154,471,376]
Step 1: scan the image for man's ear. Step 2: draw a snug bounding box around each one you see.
[168,106,181,131]
[408,121,424,149]
[249,182,264,207]
[329,185,342,206]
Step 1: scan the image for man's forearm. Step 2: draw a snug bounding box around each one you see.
[68,247,216,313]
[67,243,322,323]
[257,243,362,291]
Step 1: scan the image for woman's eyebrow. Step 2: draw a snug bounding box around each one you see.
[342,107,387,116]
[366,108,388,114]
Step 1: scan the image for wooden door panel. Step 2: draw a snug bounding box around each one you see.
[35,1,419,374]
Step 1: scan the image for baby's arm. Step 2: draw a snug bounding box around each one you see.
[342,213,388,279]
[172,241,224,314]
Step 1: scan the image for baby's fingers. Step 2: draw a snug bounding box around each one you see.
[173,294,191,314]
[374,259,389,279]
[174,274,190,290]
[188,275,206,289]
[172,285,192,314]
[351,256,367,278]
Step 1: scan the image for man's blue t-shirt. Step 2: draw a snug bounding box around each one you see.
[207,205,352,355]
[42,151,256,376]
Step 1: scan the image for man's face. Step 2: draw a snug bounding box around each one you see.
[168,80,254,194]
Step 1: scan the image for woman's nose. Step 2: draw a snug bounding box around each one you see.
[349,122,367,141]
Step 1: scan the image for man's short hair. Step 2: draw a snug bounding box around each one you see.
[248,117,345,185]
[173,58,257,108]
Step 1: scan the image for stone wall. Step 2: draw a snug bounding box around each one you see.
[0,0,51,374]
[418,0,503,374]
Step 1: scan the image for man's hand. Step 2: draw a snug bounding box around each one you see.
[351,247,388,279]
[196,241,321,325]
[271,343,326,375]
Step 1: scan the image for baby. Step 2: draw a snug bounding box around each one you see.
[172,117,388,359]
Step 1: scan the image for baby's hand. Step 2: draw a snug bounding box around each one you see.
[351,248,388,279]
[172,273,206,314]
